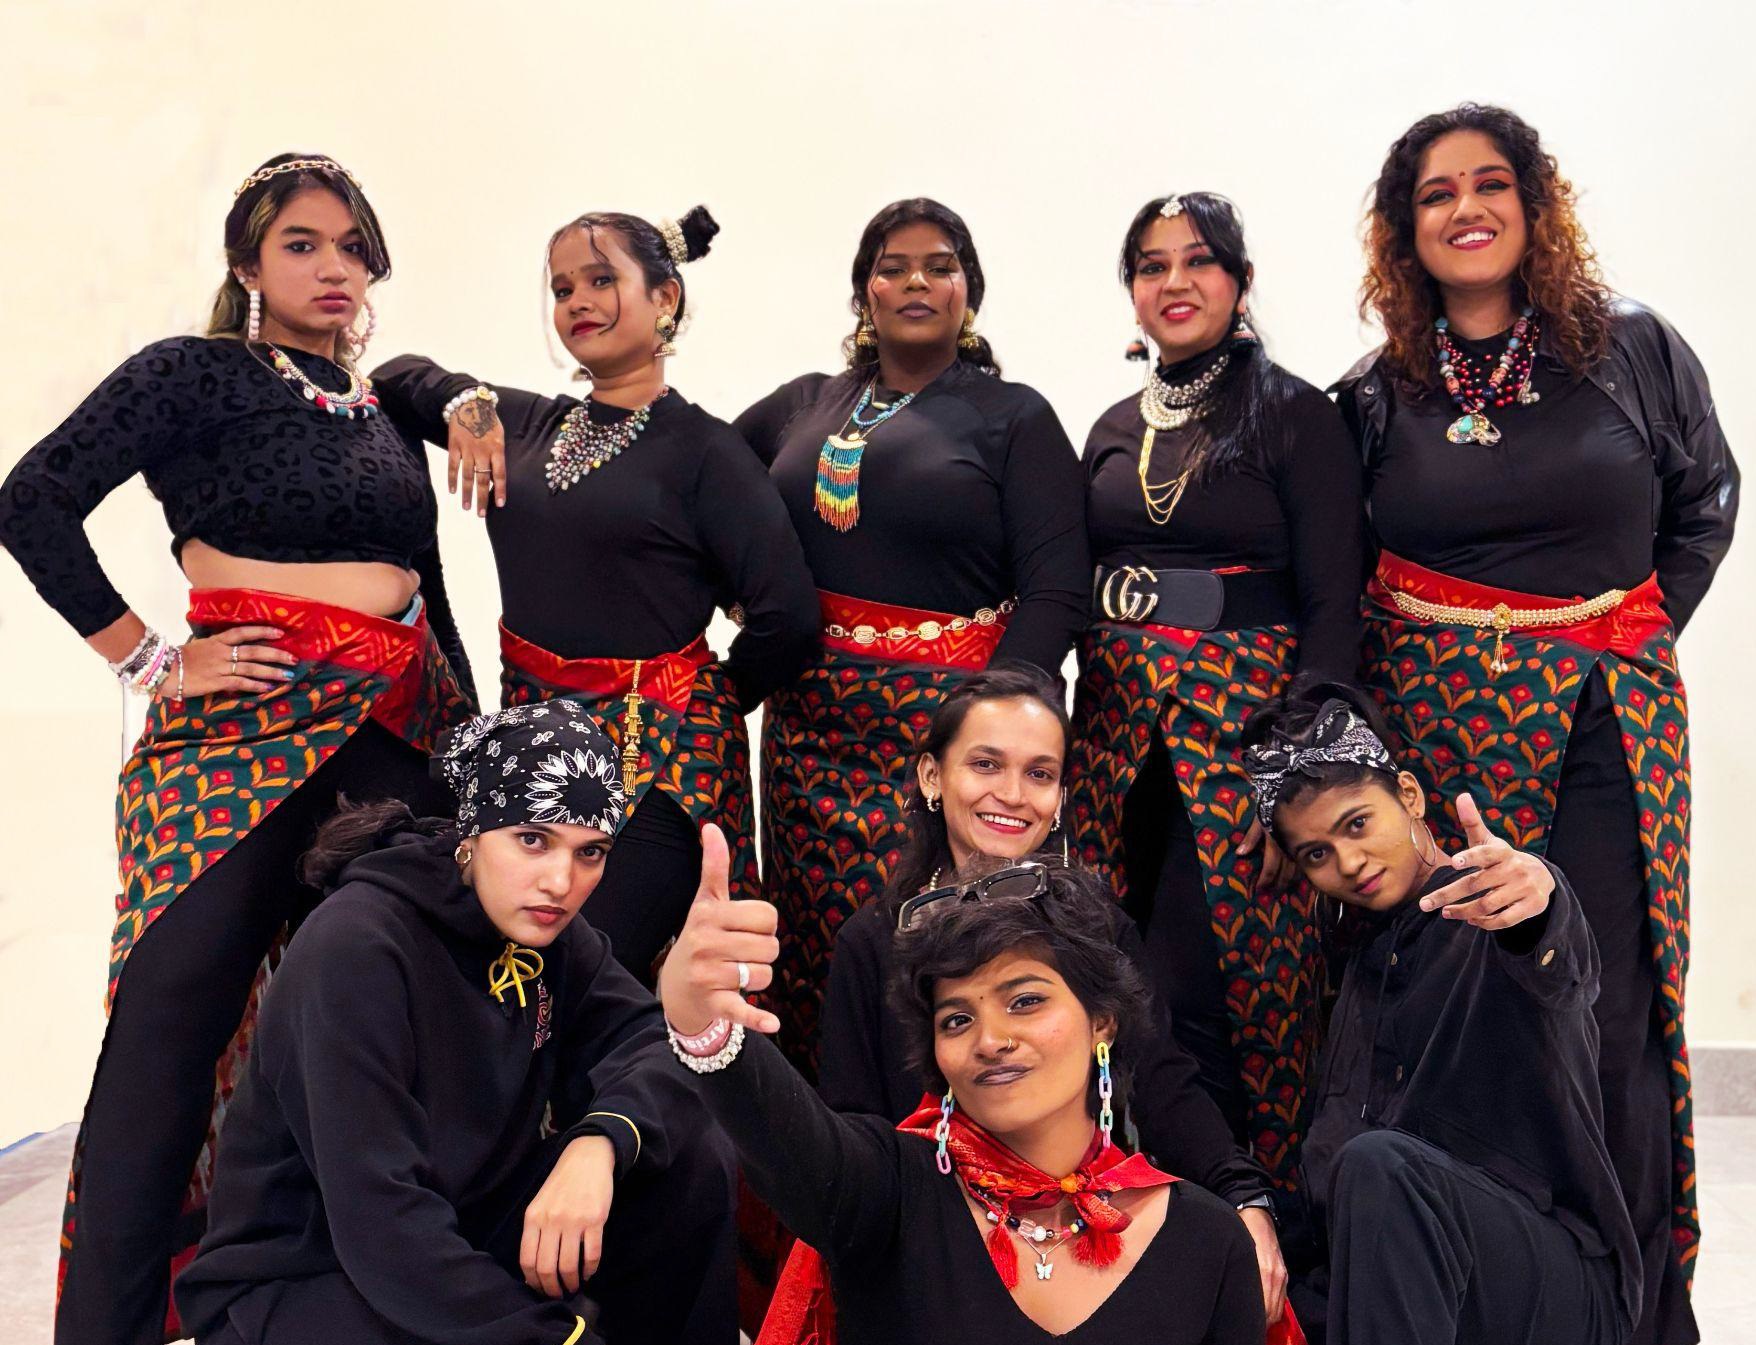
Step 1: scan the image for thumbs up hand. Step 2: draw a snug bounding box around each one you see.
[658,824,783,1038]
[1416,792,1555,931]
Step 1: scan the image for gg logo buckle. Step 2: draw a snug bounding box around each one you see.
[1100,566,1159,623]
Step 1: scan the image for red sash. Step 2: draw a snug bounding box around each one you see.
[818,589,1009,670]
[498,623,712,714]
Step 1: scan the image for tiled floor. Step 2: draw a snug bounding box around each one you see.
[2,1120,1751,1341]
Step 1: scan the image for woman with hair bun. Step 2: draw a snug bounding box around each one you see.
[0,152,476,1343]
[1335,103,1737,1345]
[376,206,818,982]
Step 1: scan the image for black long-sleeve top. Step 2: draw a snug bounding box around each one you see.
[1335,300,1738,633]
[0,335,475,697]
[374,356,820,710]
[734,362,1090,676]
[818,895,1272,1207]
[1300,865,1640,1336]
[176,829,711,1345]
[1085,355,1366,681]
[702,1032,1265,1344]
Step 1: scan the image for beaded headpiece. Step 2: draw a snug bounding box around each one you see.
[1242,700,1395,827]
[1158,195,1185,218]
[656,217,689,268]
[233,156,362,200]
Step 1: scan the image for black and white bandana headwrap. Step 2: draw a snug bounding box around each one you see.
[1242,700,1395,828]
[437,698,626,838]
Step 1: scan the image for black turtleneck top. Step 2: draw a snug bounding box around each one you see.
[1084,346,1365,680]
[734,361,1090,677]
[375,356,819,710]
[175,830,712,1345]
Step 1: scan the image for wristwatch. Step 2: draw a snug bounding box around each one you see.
[1235,1193,1279,1230]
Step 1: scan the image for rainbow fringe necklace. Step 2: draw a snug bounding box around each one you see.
[813,380,916,532]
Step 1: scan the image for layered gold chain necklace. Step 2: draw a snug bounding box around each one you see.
[1136,353,1229,526]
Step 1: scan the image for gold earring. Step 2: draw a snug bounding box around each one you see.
[655,312,678,358]
[959,308,981,351]
[855,308,877,348]
[454,841,473,867]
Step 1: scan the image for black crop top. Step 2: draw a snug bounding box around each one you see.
[0,336,440,638]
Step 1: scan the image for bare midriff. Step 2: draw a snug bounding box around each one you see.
[180,540,421,618]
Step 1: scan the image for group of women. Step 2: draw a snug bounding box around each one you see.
[0,99,1734,1345]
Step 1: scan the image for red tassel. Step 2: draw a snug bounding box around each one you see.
[986,1222,1020,1289]
[1073,1226,1124,1269]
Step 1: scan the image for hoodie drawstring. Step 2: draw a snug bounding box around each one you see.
[489,941,544,1007]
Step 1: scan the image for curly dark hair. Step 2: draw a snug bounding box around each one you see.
[1360,103,1613,390]
[889,856,1148,1119]
[842,197,1000,376]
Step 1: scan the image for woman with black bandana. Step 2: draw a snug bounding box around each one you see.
[175,700,736,1345]
[733,197,1089,1075]
[0,153,475,1344]
[1334,104,1736,1345]
[374,205,818,982]
[1068,192,1365,1191]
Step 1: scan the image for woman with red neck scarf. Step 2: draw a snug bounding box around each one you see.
[661,833,1284,1344]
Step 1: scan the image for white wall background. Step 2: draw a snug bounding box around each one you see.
[1,0,1751,1146]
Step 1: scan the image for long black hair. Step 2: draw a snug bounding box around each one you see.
[298,796,452,892]
[1119,191,1303,480]
[885,662,1071,905]
[843,197,1001,376]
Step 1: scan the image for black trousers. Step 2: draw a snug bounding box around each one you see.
[581,787,702,985]
[1547,673,1697,1345]
[57,721,452,1345]
[198,1126,739,1344]
[1327,1130,1623,1345]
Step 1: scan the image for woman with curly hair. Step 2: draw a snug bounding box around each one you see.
[1334,102,1737,1345]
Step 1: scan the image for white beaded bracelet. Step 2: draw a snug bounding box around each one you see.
[442,385,499,424]
[668,1020,745,1074]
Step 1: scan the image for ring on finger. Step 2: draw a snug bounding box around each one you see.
[735,960,751,994]
[472,468,492,475]
[230,646,239,672]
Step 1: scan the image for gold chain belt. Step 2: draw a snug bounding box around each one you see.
[827,598,1018,647]
[1388,587,1627,675]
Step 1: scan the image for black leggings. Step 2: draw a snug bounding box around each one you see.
[197,1127,738,1345]
[57,721,451,1345]
[1547,671,1697,1345]
[581,788,703,985]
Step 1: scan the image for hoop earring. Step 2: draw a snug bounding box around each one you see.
[1095,1041,1115,1149]
[854,308,877,349]
[246,287,262,343]
[924,792,940,813]
[453,841,473,867]
[655,312,678,359]
[1409,816,1439,867]
[935,1087,955,1175]
[958,308,981,351]
[345,297,376,361]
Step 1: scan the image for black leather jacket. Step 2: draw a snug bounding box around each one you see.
[1333,298,1738,632]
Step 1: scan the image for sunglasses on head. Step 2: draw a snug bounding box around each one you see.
[895,861,1053,933]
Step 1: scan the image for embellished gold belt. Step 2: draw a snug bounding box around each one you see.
[1388,587,1627,674]
[826,598,1017,647]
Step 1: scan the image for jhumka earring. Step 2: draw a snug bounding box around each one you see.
[934,1087,956,1174]
[854,308,877,349]
[1124,323,1149,362]
[1233,307,1258,343]
[246,287,262,343]
[655,312,679,358]
[959,308,981,351]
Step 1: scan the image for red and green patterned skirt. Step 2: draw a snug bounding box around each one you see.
[1363,551,1696,1271]
[1068,619,1320,1187]
[760,590,1010,1075]
[499,623,759,904]
[64,587,471,1335]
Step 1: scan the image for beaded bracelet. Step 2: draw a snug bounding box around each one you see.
[108,629,177,697]
[667,1019,745,1074]
[442,386,499,424]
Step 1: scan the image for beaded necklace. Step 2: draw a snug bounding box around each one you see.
[1137,353,1229,526]
[967,1182,1090,1283]
[264,343,379,419]
[1433,307,1540,446]
[813,380,917,532]
[545,389,669,493]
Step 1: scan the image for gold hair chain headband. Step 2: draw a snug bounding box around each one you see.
[233,157,362,199]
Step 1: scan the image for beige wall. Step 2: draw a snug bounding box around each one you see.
[2,0,1752,1144]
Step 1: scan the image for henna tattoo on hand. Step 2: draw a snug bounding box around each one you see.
[456,399,499,438]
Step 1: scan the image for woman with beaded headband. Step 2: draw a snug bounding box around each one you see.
[1067,192,1365,1194]
[373,206,817,983]
[0,151,475,1343]
[1333,103,1737,1345]
[732,198,1088,1079]
[660,831,1279,1345]
[175,700,736,1344]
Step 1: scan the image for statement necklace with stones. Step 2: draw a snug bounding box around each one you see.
[264,344,379,419]
[1434,307,1540,446]
[1137,352,1229,526]
[545,388,669,493]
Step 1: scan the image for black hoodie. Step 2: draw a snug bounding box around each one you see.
[176,828,706,1344]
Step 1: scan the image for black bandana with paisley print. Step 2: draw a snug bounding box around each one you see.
[437,697,626,838]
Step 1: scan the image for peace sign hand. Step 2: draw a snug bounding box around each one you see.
[1418,792,1554,931]
[658,824,782,1038]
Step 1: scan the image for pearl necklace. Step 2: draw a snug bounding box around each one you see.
[1137,353,1229,526]
[264,344,379,419]
[545,389,669,493]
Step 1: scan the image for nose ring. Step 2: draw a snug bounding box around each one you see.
[1003,1036,1016,1052]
